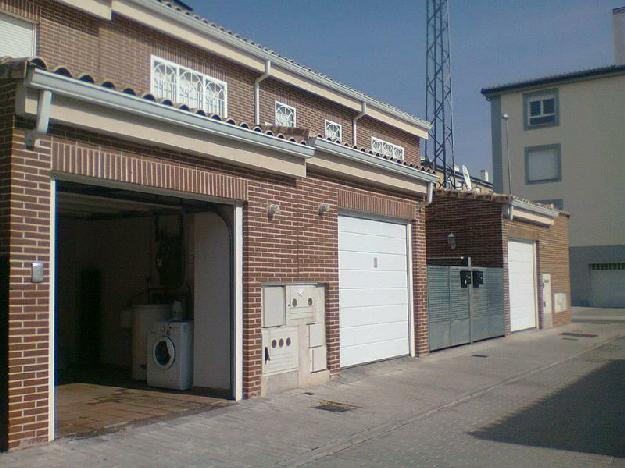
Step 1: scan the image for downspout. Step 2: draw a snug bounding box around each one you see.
[254,60,271,125]
[505,203,514,221]
[426,181,434,205]
[25,89,52,148]
[352,101,367,146]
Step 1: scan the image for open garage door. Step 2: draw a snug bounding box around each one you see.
[338,215,411,367]
[508,240,538,332]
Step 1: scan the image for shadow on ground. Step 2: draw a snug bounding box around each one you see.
[471,358,625,458]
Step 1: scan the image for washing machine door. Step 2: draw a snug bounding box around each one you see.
[152,336,175,369]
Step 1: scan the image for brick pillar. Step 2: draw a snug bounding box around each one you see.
[3,118,52,450]
[413,204,429,356]
[0,80,15,451]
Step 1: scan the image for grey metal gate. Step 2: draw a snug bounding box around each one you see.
[428,266,504,351]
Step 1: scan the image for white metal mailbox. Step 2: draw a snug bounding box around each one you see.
[262,326,298,375]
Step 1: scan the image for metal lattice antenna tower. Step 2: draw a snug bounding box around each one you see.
[425,0,456,188]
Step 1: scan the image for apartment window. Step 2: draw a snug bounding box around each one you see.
[535,199,564,210]
[0,13,36,58]
[371,137,405,160]
[275,102,296,127]
[324,120,342,142]
[524,89,558,128]
[151,56,227,117]
[525,144,561,184]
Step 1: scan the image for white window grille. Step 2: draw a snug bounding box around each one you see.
[325,120,342,142]
[371,137,405,160]
[275,101,296,127]
[151,56,227,117]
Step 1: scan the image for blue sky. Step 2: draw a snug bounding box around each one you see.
[185,0,622,174]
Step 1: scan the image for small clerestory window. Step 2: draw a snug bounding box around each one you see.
[371,137,405,160]
[151,56,227,117]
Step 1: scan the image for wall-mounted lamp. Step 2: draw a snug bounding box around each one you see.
[267,203,280,218]
[447,232,456,250]
[318,203,330,215]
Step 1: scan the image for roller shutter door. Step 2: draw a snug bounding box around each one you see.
[0,13,35,58]
[338,215,410,367]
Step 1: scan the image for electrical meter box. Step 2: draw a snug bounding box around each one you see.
[286,284,317,324]
[262,285,286,328]
[261,326,298,375]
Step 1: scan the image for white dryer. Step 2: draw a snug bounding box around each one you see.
[147,320,194,390]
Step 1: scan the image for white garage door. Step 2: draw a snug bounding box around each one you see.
[508,240,537,331]
[590,264,625,308]
[338,215,410,367]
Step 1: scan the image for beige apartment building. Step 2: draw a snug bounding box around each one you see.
[481,7,625,308]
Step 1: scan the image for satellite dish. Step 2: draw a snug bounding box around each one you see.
[462,165,472,191]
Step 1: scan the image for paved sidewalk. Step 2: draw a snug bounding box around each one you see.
[2,308,624,467]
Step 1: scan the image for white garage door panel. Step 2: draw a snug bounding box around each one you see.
[339,251,408,271]
[339,216,407,238]
[341,339,408,368]
[339,269,408,289]
[339,231,407,255]
[341,304,408,328]
[340,288,408,309]
[339,215,410,367]
[508,240,537,332]
[341,321,409,347]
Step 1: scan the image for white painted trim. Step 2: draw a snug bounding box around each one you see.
[406,223,416,358]
[233,203,244,401]
[48,179,56,441]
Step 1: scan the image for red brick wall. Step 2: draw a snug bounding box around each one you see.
[426,196,504,267]
[505,215,572,328]
[0,0,421,161]
[1,116,427,448]
[0,79,17,452]
[358,115,421,166]
[426,196,572,337]
[259,77,355,144]
[0,79,52,450]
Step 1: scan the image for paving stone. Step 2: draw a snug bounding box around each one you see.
[1,308,624,467]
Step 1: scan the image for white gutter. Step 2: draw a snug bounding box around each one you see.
[311,137,437,184]
[510,197,559,218]
[352,101,366,147]
[254,60,271,125]
[25,89,52,148]
[23,68,314,159]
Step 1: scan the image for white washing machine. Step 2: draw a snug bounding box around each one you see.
[147,320,194,390]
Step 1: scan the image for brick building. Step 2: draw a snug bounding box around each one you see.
[0,0,440,450]
[0,0,572,453]
[426,190,571,351]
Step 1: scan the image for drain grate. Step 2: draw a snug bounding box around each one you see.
[472,354,488,358]
[315,400,358,413]
[560,332,598,338]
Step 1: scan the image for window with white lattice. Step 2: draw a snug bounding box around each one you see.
[275,101,296,127]
[324,120,342,142]
[371,137,405,160]
[151,56,227,117]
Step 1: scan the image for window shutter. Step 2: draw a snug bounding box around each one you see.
[0,14,35,58]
